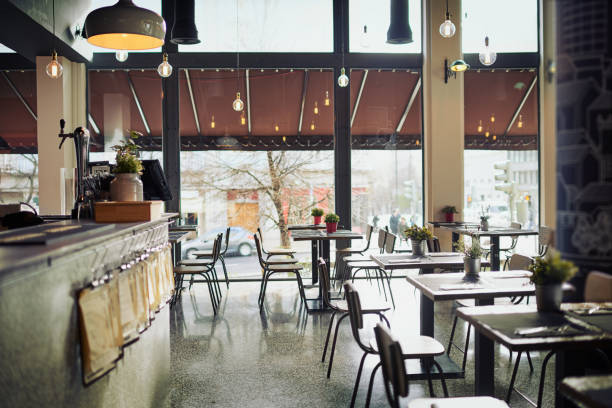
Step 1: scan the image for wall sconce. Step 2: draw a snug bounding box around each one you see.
[444,58,469,83]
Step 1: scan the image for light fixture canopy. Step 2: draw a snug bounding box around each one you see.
[46,50,63,79]
[444,59,469,83]
[84,0,166,50]
[478,36,497,66]
[115,49,128,62]
[157,53,172,77]
[387,0,413,44]
[338,67,349,87]
[233,92,244,112]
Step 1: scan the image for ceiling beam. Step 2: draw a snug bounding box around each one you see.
[503,75,538,136]
[246,69,252,135]
[395,77,421,133]
[126,72,151,135]
[350,70,368,127]
[297,70,309,135]
[183,69,201,135]
[1,71,37,121]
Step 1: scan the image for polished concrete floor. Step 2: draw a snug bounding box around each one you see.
[169,273,556,407]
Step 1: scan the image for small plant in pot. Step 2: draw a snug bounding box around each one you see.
[110,130,144,202]
[454,239,484,281]
[403,225,433,257]
[324,213,340,233]
[311,208,324,225]
[479,206,490,231]
[529,250,577,312]
[441,206,459,223]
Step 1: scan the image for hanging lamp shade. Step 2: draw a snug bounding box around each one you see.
[171,0,200,44]
[84,0,166,50]
[387,0,413,44]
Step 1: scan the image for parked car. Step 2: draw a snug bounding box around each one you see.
[181,226,255,258]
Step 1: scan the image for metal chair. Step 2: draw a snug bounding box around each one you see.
[333,224,374,278]
[501,222,522,269]
[256,227,296,259]
[191,227,231,288]
[343,282,447,407]
[538,226,554,256]
[318,259,390,379]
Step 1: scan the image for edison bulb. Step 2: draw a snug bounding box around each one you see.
[477,120,483,133]
[478,36,497,66]
[517,115,523,128]
[233,92,244,112]
[360,25,370,48]
[241,114,246,125]
[439,19,456,38]
[274,124,280,132]
[310,122,315,131]
[485,131,490,137]
[324,91,330,106]
[115,50,128,62]
[157,53,173,78]
[337,67,349,87]
[211,116,215,129]
[45,51,63,79]
[314,101,319,115]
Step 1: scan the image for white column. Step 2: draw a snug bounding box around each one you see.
[103,94,131,152]
[36,56,86,215]
[423,0,464,247]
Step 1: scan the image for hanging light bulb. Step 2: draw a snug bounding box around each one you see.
[478,36,497,66]
[211,115,215,129]
[492,134,497,141]
[324,91,330,106]
[337,67,349,87]
[360,25,370,48]
[485,130,490,138]
[115,50,128,62]
[157,53,173,78]
[240,113,246,126]
[314,101,319,115]
[282,136,287,142]
[232,92,244,112]
[310,122,315,131]
[46,50,63,79]
[477,120,483,133]
[439,0,456,38]
[490,114,495,123]
[274,124,279,132]
[517,114,523,128]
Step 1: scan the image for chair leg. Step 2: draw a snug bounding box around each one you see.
[365,362,382,408]
[201,274,217,315]
[526,351,534,372]
[295,272,306,304]
[425,360,435,397]
[327,313,349,378]
[461,323,472,373]
[379,269,395,308]
[322,311,337,362]
[431,360,449,397]
[537,351,556,408]
[506,351,522,402]
[257,273,267,304]
[220,255,229,288]
[447,315,458,356]
[259,274,270,309]
[350,352,369,408]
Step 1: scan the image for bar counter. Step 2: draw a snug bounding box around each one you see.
[0,217,174,408]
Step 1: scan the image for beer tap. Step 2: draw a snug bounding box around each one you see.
[58,119,91,219]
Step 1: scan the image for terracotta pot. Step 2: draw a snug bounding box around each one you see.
[110,173,143,202]
[326,222,337,233]
[536,283,563,312]
[313,215,322,225]
[411,240,425,256]
[444,212,455,222]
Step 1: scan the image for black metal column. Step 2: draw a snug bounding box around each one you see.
[162,0,181,213]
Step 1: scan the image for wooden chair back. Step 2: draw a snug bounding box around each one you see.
[374,323,408,408]
[318,258,332,307]
[585,271,612,302]
[385,232,397,254]
[377,229,387,253]
[508,254,533,271]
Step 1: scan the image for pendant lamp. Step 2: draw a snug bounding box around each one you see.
[84,0,166,50]
[46,0,63,79]
[478,36,497,66]
[387,0,413,44]
[439,0,456,38]
[171,0,200,45]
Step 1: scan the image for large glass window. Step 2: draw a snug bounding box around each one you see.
[350,69,423,248]
[350,0,422,53]
[462,0,538,53]
[180,0,333,53]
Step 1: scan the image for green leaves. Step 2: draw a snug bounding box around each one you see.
[112,130,143,174]
[529,249,577,285]
[453,239,484,258]
[324,213,339,223]
[403,225,433,241]
[311,208,324,217]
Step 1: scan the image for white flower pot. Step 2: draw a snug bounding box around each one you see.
[110,173,143,202]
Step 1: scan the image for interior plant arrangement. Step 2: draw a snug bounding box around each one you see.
[324,212,340,233]
[311,208,324,225]
[454,238,484,281]
[529,249,577,312]
[403,225,433,256]
[441,205,459,222]
[110,130,144,202]
[479,206,490,231]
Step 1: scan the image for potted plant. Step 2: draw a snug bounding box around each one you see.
[311,208,324,225]
[529,250,577,312]
[403,225,433,257]
[324,213,339,233]
[110,130,144,202]
[441,205,459,222]
[454,238,484,281]
[479,206,490,231]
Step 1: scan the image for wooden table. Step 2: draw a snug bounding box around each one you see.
[287,223,327,285]
[457,304,612,407]
[560,375,612,408]
[292,229,363,312]
[287,224,326,231]
[440,225,538,271]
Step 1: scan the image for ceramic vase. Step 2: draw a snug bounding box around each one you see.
[110,173,143,202]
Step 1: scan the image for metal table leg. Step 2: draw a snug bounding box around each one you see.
[474,297,495,396]
[490,235,500,271]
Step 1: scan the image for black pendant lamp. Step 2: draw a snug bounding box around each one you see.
[84,0,166,50]
[387,0,413,44]
[171,0,200,45]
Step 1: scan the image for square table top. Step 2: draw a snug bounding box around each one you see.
[406,271,537,301]
[456,303,612,352]
[370,252,490,271]
[287,224,326,231]
[559,374,612,408]
[291,229,363,241]
[439,225,538,238]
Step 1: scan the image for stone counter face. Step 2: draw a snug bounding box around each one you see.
[0,220,171,408]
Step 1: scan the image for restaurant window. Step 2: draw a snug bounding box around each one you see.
[462,0,538,53]
[179,69,335,279]
[350,0,422,53]
[179,0,333,53]
[350,69,423,246]
[464,69,539,252]
[0,70,38,210]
